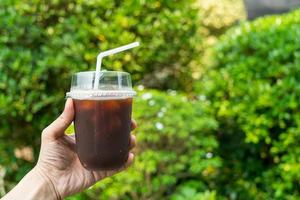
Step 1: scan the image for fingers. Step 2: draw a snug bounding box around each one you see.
[113,153,134,174]
[112,152,135,173]
[129,135,136,150]
[92,136,136,181]
[42,99,74,140]
[131,119,137,130]
[124,152,134,168]
[92,152,135,181]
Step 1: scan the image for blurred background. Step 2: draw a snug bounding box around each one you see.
[1,0,300,199]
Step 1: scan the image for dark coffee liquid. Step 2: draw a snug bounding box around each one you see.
[74,98,132,170]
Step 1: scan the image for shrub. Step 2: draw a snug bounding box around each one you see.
[0,0,201,190]
[67,88,220,200]
[198,0,246,37]
[201,9,300,199]
[192,0,246,80]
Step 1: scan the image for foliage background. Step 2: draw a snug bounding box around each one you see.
[199,9,300,199]
[1,0,300,199]
[0,0,201,192]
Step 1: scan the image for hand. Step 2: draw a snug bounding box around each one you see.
[35,99,137,199]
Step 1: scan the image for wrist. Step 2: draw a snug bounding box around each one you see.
[32,166,62,200]
[2,167,60,200]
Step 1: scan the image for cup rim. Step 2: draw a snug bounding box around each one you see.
[75,70,130,76]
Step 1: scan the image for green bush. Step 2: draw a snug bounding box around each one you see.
[200,9,300,199]
[0,0,201,190]
[192,0,246,80]
[198,0,246,37]
[67,88,220,199]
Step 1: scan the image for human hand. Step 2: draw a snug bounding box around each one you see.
[35,98,137,199]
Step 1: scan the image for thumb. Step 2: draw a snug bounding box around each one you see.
[42,98,74,140]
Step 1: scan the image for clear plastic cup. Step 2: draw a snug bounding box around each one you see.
[66,71,136,170]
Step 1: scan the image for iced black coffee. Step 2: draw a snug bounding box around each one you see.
[67,71,136,170]
[74,98,132,170]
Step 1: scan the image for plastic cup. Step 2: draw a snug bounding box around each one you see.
[66,71,136,170]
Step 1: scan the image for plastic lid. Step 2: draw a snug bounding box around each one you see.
[66,71,136,100]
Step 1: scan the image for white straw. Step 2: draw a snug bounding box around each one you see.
[93,42,140,89]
